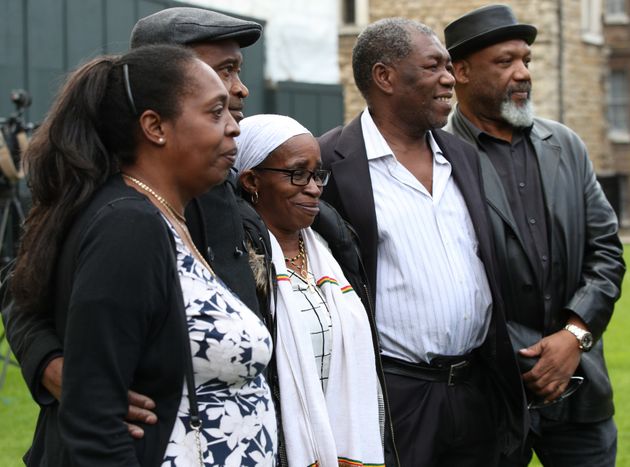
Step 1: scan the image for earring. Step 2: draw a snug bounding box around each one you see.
[158,137,165,144]
[251,191,259,205]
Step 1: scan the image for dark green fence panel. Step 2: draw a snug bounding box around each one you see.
[26,0,65,120]
[241,34,265,119]
[105,0,139,54]
[67,0,105,64]
[0,1,343,137]
[0,0,266,124]
[267,81,344,136]
[0,0,27,119]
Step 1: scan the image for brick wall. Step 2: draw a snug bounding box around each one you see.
[338,0,611,173]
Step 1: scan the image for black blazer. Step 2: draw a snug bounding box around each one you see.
[27,176,188,466]
[185,176,259,313]
[318,115,528,454]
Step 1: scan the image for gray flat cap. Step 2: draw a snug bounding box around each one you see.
[130,7,262,49]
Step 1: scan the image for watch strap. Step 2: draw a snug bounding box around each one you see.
[564,323,591,351]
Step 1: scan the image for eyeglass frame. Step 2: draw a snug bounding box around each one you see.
[527,375,585,410]
[252,167,331,187]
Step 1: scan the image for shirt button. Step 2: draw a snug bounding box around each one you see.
[529,218,536,225]
[542,255,548,262]
[518,182,526,188]
[544,294,551,301]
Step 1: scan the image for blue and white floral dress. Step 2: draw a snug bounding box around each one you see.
[162,221,276,467]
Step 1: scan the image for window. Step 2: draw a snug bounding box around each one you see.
[608,70,629,137]
[341,0,356,25]
[606,0,626,15]
[582,0,604,44]
[340,0,368,31]
[605,0,628,23]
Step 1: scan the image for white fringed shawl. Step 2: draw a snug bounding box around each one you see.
[270,228,384,467]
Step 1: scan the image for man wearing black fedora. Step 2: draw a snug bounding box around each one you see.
[444,4,624,466]
[2,5,267,443]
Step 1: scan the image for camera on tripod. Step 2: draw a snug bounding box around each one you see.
[0,90,35,188]
[0,90,37,268]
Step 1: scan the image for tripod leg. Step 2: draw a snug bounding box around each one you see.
[11,194,25,222]
[0,201,11,255]
[0,191,27,391]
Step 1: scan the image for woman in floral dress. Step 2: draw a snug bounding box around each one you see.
[11,44,275,466]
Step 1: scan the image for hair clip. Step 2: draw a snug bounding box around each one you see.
[123,63,138,115]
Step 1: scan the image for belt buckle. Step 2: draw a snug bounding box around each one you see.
[447,360,469,386]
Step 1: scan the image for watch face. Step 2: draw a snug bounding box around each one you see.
[581,333,594,350]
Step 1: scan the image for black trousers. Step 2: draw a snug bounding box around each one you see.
[385,361,500,467]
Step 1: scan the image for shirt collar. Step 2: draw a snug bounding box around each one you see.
[458,107,533,144]
[361,108,446,163]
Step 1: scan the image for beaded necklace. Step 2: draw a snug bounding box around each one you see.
[284,233,314,291]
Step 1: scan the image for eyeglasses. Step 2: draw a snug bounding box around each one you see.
[253,167,331,187]
[527,376,584,410]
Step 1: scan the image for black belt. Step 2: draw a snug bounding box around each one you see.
[381,353,477,386]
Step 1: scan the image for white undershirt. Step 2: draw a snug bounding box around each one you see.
[361,109,492,363]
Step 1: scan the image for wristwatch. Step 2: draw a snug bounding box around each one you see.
[564,324,594,352]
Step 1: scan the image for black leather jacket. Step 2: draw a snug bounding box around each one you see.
[447,108,626,422]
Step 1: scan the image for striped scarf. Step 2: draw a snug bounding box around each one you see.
[271,227,384,467]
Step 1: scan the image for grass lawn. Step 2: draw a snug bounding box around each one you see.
[528,247,630,466]
[0,334,38,466]
[1,250,629,466]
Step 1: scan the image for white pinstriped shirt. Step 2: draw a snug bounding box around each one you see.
[361,110,492,364]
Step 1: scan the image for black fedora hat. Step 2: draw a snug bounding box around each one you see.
[444,4,537,60]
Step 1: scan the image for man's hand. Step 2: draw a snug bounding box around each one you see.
[519,329,582,403]
[42,356,63,401]
[125,390,158,439]
[41,357,157,438]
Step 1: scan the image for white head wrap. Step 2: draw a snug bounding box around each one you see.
[234,114,311,172]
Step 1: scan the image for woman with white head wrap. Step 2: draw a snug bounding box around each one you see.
[236,114,385,467]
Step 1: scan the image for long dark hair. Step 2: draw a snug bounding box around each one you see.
[12,44,196,314]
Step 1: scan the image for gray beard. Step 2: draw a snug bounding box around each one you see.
[500,99,534,128]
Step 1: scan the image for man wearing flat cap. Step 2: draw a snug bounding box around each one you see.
[444,4,624,466]
[130,7,263,313]
[2,6,269,462]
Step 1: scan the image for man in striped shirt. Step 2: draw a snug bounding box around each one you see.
[319,18,526,467]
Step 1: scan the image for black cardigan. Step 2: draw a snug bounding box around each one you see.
[28,175,188,466]
[2,176,260,411]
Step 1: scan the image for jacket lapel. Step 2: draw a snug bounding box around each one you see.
[329,116,379,290]
[478,151,523,238]
[448,109,530,253]
[529,124,560,221]
[433,130,496,266]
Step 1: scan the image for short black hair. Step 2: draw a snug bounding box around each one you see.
[352,18,434,100]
